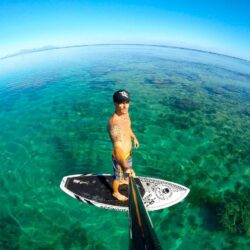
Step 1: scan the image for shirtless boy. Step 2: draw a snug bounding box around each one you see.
[108,90,139,201]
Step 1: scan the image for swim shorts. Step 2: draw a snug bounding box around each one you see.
[112,152,132,181]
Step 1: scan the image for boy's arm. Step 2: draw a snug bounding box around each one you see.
[130,128,139,149]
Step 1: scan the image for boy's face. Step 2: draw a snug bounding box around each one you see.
[115,102,130,115]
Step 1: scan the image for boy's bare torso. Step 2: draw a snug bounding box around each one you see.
[108,113,132,155]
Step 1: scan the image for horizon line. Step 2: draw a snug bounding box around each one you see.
[1,43,250,63]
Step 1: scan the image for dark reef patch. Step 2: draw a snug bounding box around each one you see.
[170,97,200,112]
[88,79,116,91]
[221,84,250,101]
[0,78,53,113]
[47,136,77,173]
[242,109,250,117]
[87,67,112,77]
[189,185,250,237]
[177,72,201,82]
[167,114,195,130]
[181,83,197,94]
[204,86,225,95]
[157,112,198,130]
[71,100,91,115]
[222,84,244,93]
[144,77,176,85]
[160,97,200,112]
[0,215,21,249]
[61,223,89,249]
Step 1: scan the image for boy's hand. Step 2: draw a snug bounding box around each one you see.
[134,138,139,149]
[125,168,136,177]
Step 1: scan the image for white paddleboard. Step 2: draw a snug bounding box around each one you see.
[60,174,190,211]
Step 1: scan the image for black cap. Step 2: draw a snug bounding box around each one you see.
[113,90,130,103]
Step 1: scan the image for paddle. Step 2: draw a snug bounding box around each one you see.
[128,176,163,250]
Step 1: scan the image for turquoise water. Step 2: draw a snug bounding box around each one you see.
[0,45,250,249]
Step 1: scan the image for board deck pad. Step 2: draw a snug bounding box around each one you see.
[60,174,190,211]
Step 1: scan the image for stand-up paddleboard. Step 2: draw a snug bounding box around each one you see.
[60,174,189,211]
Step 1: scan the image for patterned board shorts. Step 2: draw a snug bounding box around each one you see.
[112,156,132,181]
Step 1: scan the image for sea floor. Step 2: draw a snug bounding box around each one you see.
[0,45,250,249]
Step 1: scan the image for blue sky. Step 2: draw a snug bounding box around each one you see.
[0,0,250,60]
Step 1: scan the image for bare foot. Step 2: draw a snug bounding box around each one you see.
[113,192,128,201]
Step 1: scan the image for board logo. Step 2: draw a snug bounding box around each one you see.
[73,179,88,185]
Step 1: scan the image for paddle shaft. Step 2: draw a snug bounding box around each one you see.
[128,176,163,250]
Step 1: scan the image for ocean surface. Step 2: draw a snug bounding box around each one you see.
[0,45,249,249]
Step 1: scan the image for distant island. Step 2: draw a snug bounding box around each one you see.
[0,45,59,59]
[1,44,249,63]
